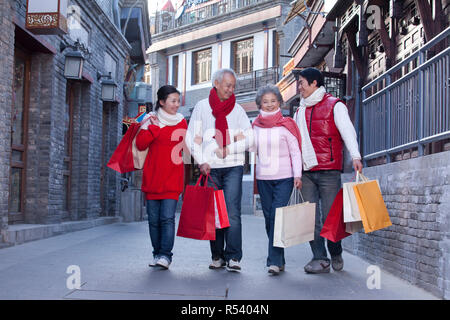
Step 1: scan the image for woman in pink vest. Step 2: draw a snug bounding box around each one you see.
[252,84,302,275]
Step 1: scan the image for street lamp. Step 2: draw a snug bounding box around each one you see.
[60,40,90,80]
[63,49,84,80]
[135,82,148,102]
[98,72,118,102]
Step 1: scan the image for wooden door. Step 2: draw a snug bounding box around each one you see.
[9,49,31,223]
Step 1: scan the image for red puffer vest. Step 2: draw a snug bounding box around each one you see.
[304,93,345,171]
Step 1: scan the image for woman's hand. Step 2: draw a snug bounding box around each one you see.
[149,115,160,126]
[294,177,302,189]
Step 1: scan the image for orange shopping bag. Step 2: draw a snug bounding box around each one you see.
[353,180,392,233]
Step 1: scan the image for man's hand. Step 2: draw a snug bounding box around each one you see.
[353,159,363,173]
[194,135,203,145]
[199,163,211,175]
[234,132,245,142]
[215,147,229,159]
[294,177,302,190]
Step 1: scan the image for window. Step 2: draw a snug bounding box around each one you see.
[172,55,179,87]
[233,38,253,74]
[193,48,212,84]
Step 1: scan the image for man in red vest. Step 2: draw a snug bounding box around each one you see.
[294,68,363,274]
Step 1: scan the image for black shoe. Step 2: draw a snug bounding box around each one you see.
[331,255,344,271]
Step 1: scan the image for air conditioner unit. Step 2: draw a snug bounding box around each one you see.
[377,45,385,53]
[400,26,408,35]
[369,52,376,59]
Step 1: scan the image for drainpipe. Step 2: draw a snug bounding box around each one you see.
[113,0,121,29]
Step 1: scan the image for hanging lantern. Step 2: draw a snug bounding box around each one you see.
[63,50,84,80]
[26,0,68,35]
[101,78,118,102]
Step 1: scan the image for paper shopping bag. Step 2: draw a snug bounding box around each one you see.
[107,122,140,173]
[343,172,369,223]
[273,189,316,248]
[132,133,148,169]
[353,180,392,233]
[214,189,230,229]
[177,175,216,240]
[320,189,352,243]
[345,221,364,234]
[107,116,152,173]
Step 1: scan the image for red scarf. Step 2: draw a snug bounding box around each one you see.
[252,109,302,151]
[209,88,236,147]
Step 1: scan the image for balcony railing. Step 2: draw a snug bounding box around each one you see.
[234,66,280,94]
[361,26,450,163]
[154,0,268,34]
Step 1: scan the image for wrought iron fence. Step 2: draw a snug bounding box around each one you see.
[361,26,450,163]
[154,0,269,34]
[234,66,280,94]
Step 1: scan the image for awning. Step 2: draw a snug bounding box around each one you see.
[13,16,57,54]
[284,0,313,25]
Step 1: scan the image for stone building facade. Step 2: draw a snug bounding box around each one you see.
[280,0,449,299]
[0,0,149,246]
[148,0,304,214]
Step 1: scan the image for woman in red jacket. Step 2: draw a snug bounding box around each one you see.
[135,85,187,270]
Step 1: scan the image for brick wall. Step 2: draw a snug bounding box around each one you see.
[0,0,15,238]
[342,150,450,299]
[1,0,131,236]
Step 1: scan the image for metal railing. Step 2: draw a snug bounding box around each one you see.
[235,66,280,94]
[361,26,450,163]
[154,0,269,34]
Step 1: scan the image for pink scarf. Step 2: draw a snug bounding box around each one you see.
[252,109,302,151]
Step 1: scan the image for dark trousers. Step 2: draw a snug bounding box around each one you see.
[207,166,244,262]
[256,178,294,267]
[146,199,178,262]
[301,170,343,261]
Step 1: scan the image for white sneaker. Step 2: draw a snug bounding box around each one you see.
[209,258,226,269]
[156,257,170,269]
[227,259,241,272]
[148,257,158,267]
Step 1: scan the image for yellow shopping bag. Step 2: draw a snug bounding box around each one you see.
[353,180,392,233]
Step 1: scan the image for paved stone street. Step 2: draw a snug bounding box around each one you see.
[0,214,439,300]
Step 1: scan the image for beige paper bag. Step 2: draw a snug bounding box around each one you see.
[273,189,316,248]
[343,172,369,223]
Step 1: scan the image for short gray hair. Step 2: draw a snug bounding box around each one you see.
[212,68,237,87]
[255,84,284,109]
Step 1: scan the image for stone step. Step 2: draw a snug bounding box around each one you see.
[1,217,121,247]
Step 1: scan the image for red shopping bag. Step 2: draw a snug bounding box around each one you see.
[214,189,230,229]
[320,188,351,243]
[107,116,153,173]
[107,122,140,173]
[177,174,216,240]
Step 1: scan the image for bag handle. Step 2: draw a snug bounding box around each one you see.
[288,188,305,205]
[356,171,369,182]
[195,173,219,190]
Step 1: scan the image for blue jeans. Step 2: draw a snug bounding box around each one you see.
[257,178,294,267]
[207,166,244,262]
[146,199,178,262]
[301,170,342,261]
